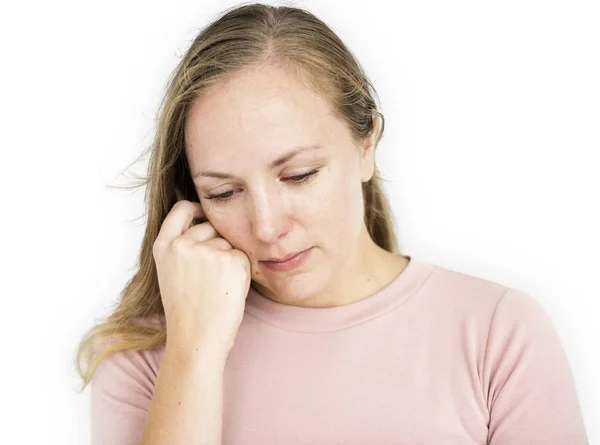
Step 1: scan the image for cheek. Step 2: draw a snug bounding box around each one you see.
[206,211,249,248]
[310,169,364,241]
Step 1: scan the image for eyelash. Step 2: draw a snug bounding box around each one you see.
[204,169,320,203]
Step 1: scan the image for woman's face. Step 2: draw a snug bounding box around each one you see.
[184,64,377,304]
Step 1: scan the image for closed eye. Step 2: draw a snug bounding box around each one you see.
[204,169,320,203]
[286,169,319,184]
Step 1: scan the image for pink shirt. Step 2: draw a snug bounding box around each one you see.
[91,255,588,444]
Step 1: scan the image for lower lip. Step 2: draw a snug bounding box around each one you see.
[261,248,312,272]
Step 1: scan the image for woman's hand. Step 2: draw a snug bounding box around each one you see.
[152,199,251,354]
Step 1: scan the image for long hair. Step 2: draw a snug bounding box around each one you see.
[73,2,400,392]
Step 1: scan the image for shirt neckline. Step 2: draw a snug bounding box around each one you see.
[244,255,436,333]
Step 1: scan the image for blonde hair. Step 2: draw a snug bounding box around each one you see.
[73,1,400,392]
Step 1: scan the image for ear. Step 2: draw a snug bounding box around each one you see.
[359,114,380,183]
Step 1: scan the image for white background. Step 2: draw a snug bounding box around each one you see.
[1,0,598,443]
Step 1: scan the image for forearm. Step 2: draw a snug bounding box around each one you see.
[139,342,229,445]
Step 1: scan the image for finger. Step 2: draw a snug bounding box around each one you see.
[200,237,233,251]
[174,189,207,222]
[156,200,206,243]
[180,220,221,242]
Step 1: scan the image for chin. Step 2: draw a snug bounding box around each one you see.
[254,270,320,302]
[278,272,326,300]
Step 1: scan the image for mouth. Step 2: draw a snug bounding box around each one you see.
[262,249,308,263]
[259,248,313,272]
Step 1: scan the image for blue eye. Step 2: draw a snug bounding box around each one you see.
[204,169,320,204]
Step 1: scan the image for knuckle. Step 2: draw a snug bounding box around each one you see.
[152,239,166,257]
[232,251,249,268]
[170,237,188,253]
[172,199,190,212]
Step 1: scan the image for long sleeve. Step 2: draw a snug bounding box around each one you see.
[482,288,588,444]
[90,349,157,445]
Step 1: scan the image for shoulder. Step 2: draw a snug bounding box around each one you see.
[421,262,553,342]
[421,262,515,319]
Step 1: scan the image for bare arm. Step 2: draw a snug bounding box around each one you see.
[139,340,230,445]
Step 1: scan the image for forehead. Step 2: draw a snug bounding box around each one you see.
[184,65,340,164]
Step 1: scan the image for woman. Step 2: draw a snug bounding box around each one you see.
[75,3,588,444]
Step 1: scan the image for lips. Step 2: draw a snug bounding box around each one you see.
[262,249,306,263]
[259,248,313,272]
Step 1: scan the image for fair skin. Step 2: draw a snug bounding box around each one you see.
[184,63,409,309]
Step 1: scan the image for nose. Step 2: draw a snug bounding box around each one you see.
[249,190,291,244]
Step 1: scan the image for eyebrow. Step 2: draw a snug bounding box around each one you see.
[191,144,323,179]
